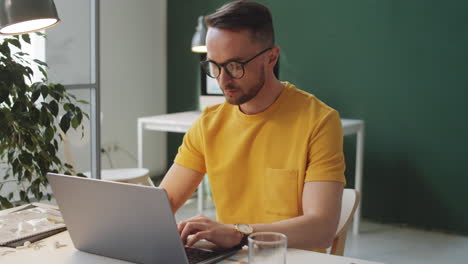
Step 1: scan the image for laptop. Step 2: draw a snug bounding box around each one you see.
[47,173,240,264]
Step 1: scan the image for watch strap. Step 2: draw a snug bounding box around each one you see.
[240,233,249,246]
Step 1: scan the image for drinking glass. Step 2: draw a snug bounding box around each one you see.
[248,232,287,264]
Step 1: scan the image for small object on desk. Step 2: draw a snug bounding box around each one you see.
[15,241,31,249]
[15,240,45,250]
[47,217,65,224]
[54,241,67,249]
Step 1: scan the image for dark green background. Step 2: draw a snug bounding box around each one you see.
[167,0,468,234]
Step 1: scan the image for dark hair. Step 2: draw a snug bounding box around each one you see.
[205,0,275,47]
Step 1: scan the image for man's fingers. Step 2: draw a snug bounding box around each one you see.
[180,222,207,244]
[187,231,210,247]
[178,215,210,233]
[178,220,190,234]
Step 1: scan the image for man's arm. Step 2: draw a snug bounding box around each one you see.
[159,163,204,213]
[252,181,343,249]
[179,181,344,250]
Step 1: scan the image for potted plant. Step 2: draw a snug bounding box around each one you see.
[0,33,88,209]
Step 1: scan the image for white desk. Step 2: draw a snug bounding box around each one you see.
[138,111,365,235]
[0,230,382,264]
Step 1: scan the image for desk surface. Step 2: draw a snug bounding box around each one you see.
[0,231,383,264]
[0,205,382,264]
[139,111,364,135]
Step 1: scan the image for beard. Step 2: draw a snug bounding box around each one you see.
[222,66,266,105]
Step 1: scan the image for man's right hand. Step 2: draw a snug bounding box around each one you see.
[178,215,243,248]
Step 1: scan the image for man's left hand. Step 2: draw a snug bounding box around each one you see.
[178,215,242,248]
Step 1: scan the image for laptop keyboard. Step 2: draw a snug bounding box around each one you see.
[185,247,226,264]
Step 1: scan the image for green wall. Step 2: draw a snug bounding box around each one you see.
[167,0,468,234]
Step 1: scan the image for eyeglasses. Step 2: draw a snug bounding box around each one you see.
[200,47,272,79]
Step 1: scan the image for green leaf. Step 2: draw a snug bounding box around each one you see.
[45,126,54,142]
[49,90,61,101]
[77,99,89,104]
[47,193,52,200]
[35,31,46,37]
[38,67,48,80]
[19,190,26,201]
[0,85,9,104]
[19,152,33,166]
[31,89,41,102]
[21,34,31,44]
[54,83,66,93]
[49,100,59,117]
[1,41,11,57]
[8,192,13,200]
[63,103,75,112]
[24,170,32,182]
[76,109,83,124]
[24,136,35,151]
[71,115,80,129]
[39,105,50,126]
[40,84,48,99]
[15,51,29,56]
[33,59,48,67]
[47,143,56,156]
[60,112,72,133]
[30,107,40,124]
[7,38,21,49]
[11,101,22,112]
[12,159,19,176]
[0,196,13,209]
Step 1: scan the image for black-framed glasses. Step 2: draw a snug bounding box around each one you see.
[200,47,272,79]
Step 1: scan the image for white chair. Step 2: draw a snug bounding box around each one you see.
[329,188,360,256]
[83,168,154,187]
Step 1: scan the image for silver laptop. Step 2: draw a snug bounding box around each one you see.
[47,173,240,264]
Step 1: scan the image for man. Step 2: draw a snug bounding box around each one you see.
[160,0,345,251]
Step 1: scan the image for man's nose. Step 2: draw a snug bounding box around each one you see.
[217,68,233,87]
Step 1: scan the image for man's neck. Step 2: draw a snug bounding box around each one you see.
[239,79,284,115]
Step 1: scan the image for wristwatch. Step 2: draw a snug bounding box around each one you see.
[234,224,254,246]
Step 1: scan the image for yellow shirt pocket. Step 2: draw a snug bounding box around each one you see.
[264,168,299,217]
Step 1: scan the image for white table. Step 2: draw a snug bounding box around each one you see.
[138,111,365,235]
[0,230,382,264]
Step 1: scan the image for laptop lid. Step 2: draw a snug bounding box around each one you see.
[47,173,189,264]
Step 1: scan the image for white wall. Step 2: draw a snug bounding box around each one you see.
[47,0,168,176]
[99,0,167,175]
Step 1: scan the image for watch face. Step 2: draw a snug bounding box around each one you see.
[238,224,253,234]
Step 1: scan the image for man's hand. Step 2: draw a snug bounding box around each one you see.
[178,215,242,248]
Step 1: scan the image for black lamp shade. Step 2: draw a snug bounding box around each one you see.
[0,0,60,35]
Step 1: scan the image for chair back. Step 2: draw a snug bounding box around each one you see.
[330,188,360,256]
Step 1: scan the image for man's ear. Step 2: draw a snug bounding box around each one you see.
[269,46,280,67]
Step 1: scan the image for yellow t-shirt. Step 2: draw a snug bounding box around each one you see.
[175,82,346,225]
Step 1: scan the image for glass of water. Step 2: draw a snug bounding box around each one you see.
[248,232,287,264]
